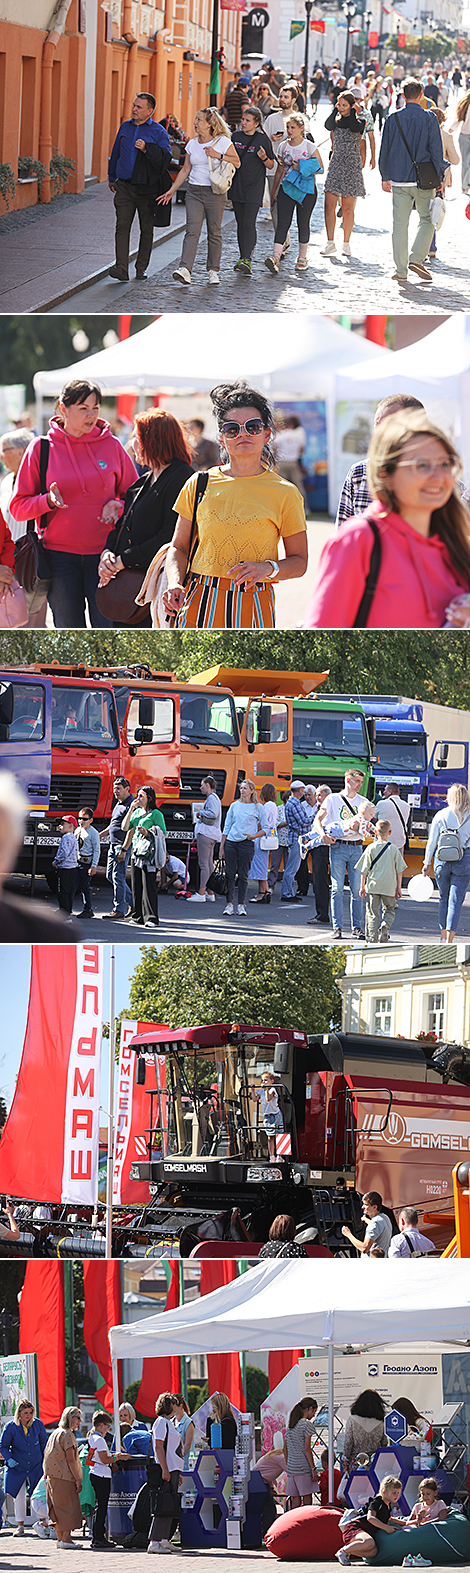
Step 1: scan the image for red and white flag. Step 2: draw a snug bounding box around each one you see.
[112,1019,167,1205]
[0,946,103,1205]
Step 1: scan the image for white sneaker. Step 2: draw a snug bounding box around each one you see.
[14,1527,25,1537]
[320,240,336,255]
[223,902,233,915]
[34,1523,49,1539]
[172,266,191,284]
[237,904,247,916]
[147,1544,162,1555]
[208,270,219,284]
[205,891,216,901]
[342,241,351,259]
[187,892,206,902]
[160,1543,177,1553]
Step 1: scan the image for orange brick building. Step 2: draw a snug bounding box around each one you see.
[0,0,242,214]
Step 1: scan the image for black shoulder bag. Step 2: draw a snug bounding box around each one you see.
[393,112,438,189]
[14,436,51,593]
[353,516,382,627]
[147,1422,182,1523]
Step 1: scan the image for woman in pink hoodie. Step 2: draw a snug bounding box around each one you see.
[10,380,137,628]
[306,411,470,629]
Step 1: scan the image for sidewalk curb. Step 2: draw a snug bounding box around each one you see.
[31,216,188,313]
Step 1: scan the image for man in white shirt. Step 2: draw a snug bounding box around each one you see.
[342,1191,393,1256]
[374,782,410,851]
[388,1207,435,1257]
[314,768,375,939]
[263,84,302,248]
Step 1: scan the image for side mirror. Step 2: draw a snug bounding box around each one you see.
[136,1059,146,1085]
[138,696,155,729]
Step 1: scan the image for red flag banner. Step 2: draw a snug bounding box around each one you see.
[19,1263,66,1424]
[83,1261,122,1411]
[112,1020,168,1205]
[200,1263,246,1412]
[268,1350,304,1390]
[135,1264,182,1417]
[397,31,406,44]
[311,19,325,32]
[368,30,379,44]
[0,947,103,1205]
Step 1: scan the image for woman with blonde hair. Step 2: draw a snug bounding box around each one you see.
[43,1406,83,1548]
[423,783,470,943]
[307,410,470,629]
[0,1399,48,1537]
[158,108,240,285]
[449,89,470,194]
[219,779,268,917]
[205,1393,238,1450]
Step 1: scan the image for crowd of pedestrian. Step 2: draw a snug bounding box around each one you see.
[101,58,470,287]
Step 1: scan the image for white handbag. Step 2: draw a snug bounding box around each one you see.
[260,827,279,851]
[208,154,235,194]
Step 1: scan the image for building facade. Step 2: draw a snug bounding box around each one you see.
[0,0,241,214]
[340,942,470,1044]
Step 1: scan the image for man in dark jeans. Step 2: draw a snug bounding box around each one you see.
[108,92,171,281]
[52,816,79,921]
[101,778,134,919]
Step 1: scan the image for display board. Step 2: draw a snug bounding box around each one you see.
[0,1353,38,1420]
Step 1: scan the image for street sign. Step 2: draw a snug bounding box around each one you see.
[384,1408,408,1443]
[249,6,269,23]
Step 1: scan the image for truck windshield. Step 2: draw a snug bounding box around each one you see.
[52,686,118,748]
[293,707,369,757]
[375,731,427,772]
[5,682,46,740]
[180,691,239,747]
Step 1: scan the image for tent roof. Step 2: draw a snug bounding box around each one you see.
[336,315,470,400]
[33,315,388,399]
[109,1261,470,1360]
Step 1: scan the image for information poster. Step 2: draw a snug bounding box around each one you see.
[0,1353,38,1420]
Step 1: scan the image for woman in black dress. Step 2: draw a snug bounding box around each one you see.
[321,91,365,259]
[98,409,194,624]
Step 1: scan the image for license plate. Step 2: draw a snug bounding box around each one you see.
[23,835,60,847]
[166,829,192,841]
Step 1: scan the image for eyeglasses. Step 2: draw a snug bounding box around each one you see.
[395,458,459,479]
[220,420,266,438]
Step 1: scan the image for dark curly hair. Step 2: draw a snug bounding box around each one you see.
[210,382,275,469]
[350,1389,386,1421]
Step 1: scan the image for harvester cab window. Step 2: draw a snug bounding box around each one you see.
[7,683,45,741]
[246,701,288,745]
[293,707,368,756]
[180,692,238,746]
[127,695,175,746]
[52,686,118,747]
[157,1037,292,1163]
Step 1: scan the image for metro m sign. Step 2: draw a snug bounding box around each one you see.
[61,946,103,1204]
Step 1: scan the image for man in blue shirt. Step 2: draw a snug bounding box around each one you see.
[108,92,171,281]
[100,777,134,918]
[280,781,314,903]
[379,76,446,283]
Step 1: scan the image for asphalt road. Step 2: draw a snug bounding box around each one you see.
[7,870,470,947]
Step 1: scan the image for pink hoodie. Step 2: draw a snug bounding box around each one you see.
[306,501,468,629]
[10,418,137,556]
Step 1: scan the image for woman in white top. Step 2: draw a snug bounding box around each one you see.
[149,1394,181,1555]
[249,783,279,903]
[266,112,323,274]
[219,779,268,916]
[158,108,240,286]
[449,89,470,193]
[423,783,470,943]
[188,772,222,904]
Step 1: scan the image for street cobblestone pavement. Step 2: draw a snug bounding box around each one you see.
[0,1529,461,1573]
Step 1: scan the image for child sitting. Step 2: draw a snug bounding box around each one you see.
[251,1072,284,1160]
[336,1474,406,1563]
[407,1478,448,1525]
[319,1448,341,1506]
[356,819,407,945]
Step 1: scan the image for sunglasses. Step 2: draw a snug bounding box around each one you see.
[220,420,266,438]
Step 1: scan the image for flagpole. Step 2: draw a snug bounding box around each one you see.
[106,945,115,1260]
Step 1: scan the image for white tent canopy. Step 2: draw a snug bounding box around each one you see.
[109,1261,470,1362]
[109,1260,470,1489]
[33,315,388,400]
[336,315,470,483]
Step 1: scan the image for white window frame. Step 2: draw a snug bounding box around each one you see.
[370,993,394,1037]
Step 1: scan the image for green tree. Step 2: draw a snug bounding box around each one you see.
[0,1263,25,1352]
[0,317,153,403]
[246,1365,269,1421]
[128,945,345,1035]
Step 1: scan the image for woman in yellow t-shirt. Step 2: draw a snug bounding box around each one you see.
[162,381,308,628]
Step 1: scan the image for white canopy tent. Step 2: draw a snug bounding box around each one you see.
[109,1260,470,1500]
[33,316,388,513]
[335,315,470,485]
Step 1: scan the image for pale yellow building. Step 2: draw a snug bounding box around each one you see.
[340,942,470,1045]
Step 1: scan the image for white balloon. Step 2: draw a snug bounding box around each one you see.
[407,874,434,902]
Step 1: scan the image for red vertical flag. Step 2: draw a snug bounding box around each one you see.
[135,1264,182,1417]
[19,1262,66,1424]
[200,1263,246,1412]
[365,315,388,346]
[83,1261,122,1410]
[268,1350,304,1390]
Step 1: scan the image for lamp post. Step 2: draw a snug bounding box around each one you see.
[343,0,357,73]
[304,0,313,103]
[363,6,373,65]
[210,0,219,106]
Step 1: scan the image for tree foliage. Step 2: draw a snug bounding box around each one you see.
[0,317,153,403]
[2,628,470,710]
[128,945,345,1036]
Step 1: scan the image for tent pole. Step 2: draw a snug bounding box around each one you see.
[112,1354,121,1452]
[105,945,115,1259]
[328,1341,334,1504]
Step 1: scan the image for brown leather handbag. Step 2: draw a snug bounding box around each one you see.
[95,480,150,626]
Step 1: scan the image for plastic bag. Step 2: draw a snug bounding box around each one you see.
[429,194,446,229]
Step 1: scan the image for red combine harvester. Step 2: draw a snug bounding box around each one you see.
[126,1026,470,1256]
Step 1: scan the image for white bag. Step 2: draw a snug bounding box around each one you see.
[260,828,279,851]
[208,154,235,194]
[430,193,446,229]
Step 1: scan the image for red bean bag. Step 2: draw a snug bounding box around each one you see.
[265,1505,343,1560]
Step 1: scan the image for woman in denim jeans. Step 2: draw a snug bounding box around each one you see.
[423,783,470,942]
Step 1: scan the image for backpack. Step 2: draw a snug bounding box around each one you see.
[436,811,470,863]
